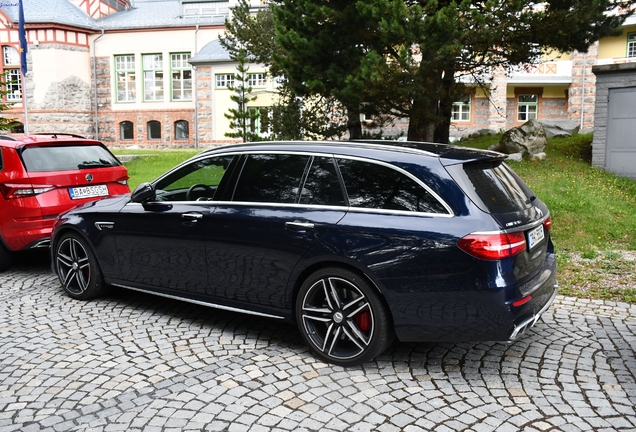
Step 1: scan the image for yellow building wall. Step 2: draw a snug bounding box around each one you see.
[210,65,280,140]
[598,25,636,59]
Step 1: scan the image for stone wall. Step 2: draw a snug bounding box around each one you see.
[569,45,598,132]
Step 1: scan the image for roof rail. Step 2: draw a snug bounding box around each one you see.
[0,134,18,141]
[32,133,88,139]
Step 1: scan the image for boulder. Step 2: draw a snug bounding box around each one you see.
[489,119,548,160]
[539,120,580,138]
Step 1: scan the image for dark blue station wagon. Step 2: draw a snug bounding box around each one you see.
[51,141,557,366]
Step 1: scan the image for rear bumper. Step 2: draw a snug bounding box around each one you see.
[508,282,558,341]
[2,218,54,251]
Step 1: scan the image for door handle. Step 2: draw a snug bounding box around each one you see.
[285,221,315,230]
[182,212,203,220]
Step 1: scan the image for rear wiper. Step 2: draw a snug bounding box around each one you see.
[78,159,114,168]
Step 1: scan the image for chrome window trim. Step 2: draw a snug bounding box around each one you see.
[145,150,455,217]
[112,284,285,320]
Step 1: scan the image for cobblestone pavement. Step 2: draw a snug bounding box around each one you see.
[1,252,635,432]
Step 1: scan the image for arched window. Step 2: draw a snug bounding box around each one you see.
[174,120,189,140]
[120,121,134,140]
[147,120,161,139]
[2,46,22,102]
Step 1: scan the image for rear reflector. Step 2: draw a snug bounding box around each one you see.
[512,295,532,307]
[458,232,527,260]
[0,183,55,199]
[543,216,552,231]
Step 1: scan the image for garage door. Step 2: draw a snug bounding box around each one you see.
[606,87,636,179]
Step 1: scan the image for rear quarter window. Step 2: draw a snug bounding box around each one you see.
[20,144,121,172]
[336,158,448,214]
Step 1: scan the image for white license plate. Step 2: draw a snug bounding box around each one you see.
[527,225,545,250]
[69,185,109,200]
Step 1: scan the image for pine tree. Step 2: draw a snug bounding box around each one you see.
[224,49,261,142]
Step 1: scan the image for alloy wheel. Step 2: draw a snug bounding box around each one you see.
[56,237,92,296]
[300,276,375,361]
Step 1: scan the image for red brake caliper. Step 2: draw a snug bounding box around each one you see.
[355,311,371,333]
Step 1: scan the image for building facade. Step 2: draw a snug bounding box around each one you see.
[1,1,635,147]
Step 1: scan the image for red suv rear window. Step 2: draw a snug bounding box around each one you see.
[20,145,121,172]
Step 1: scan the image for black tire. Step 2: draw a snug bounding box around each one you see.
[0,242,13,272]
[296,267,393,366]
[54,232,107,300]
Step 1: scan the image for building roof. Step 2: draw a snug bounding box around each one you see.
[1,0,226,32]
[189,39,232,64]
[2,0,98,30]
[97,0,226,31]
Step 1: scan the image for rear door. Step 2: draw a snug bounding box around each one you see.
[21,142,129,219]
[206,153,347,309]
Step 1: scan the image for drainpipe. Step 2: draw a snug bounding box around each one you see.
[579,52,587,130]
[194,22,199,148]
[93,29,105,140]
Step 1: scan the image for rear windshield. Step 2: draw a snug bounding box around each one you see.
[20,145,121,172]
[446,161,535,214]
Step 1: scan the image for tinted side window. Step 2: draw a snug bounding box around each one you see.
[155,155,235,201]
[337,158,447,213]
[299,156,345,206]
[233,154,310,203]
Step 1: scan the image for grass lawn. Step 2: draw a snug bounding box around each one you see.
[114,136,636,303]
[456,133,636,303]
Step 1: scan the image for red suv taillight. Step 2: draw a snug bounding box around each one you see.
[116,175,129,186]
[0,183,55,199]
[458,232,527,260]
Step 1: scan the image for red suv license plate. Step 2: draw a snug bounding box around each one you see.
[69,185,109,200]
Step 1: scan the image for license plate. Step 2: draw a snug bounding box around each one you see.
[69,185,109,200]
[527,225,545,250]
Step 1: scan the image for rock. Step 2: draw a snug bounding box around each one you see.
[506,152,524,162]
[539,120,580,138]
[489,120,548,160]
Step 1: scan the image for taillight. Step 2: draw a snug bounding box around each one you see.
[458,232,527,260]
[0,183,55,199]
[116,175,129,186]
[543,216,551,231]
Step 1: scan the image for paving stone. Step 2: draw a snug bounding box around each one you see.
[2,267,636,431]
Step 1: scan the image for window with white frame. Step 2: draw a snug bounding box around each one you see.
[143,54,164,101]
[248,73,267,88]
[171,53,192,101]
[451,94,471,122]
[215,74,235,89]
[2,46,21,102]
[517,94,538,121]
[115,55,136,102]
[628,32,636,58]
[183,1,229,16]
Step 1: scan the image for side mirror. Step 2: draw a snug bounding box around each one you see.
[131,182,155,203]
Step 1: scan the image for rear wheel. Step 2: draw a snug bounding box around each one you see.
[0,243,13,272]
[54,232,106,299]
[296,267,393,366]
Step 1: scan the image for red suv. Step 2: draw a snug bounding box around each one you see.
[0,134,130,270]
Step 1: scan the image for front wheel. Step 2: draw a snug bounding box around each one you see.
[54,232,107,300]
[296,267,393,366]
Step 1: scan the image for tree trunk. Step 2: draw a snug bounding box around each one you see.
[347,105,362,140]
[433,66,455,144]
